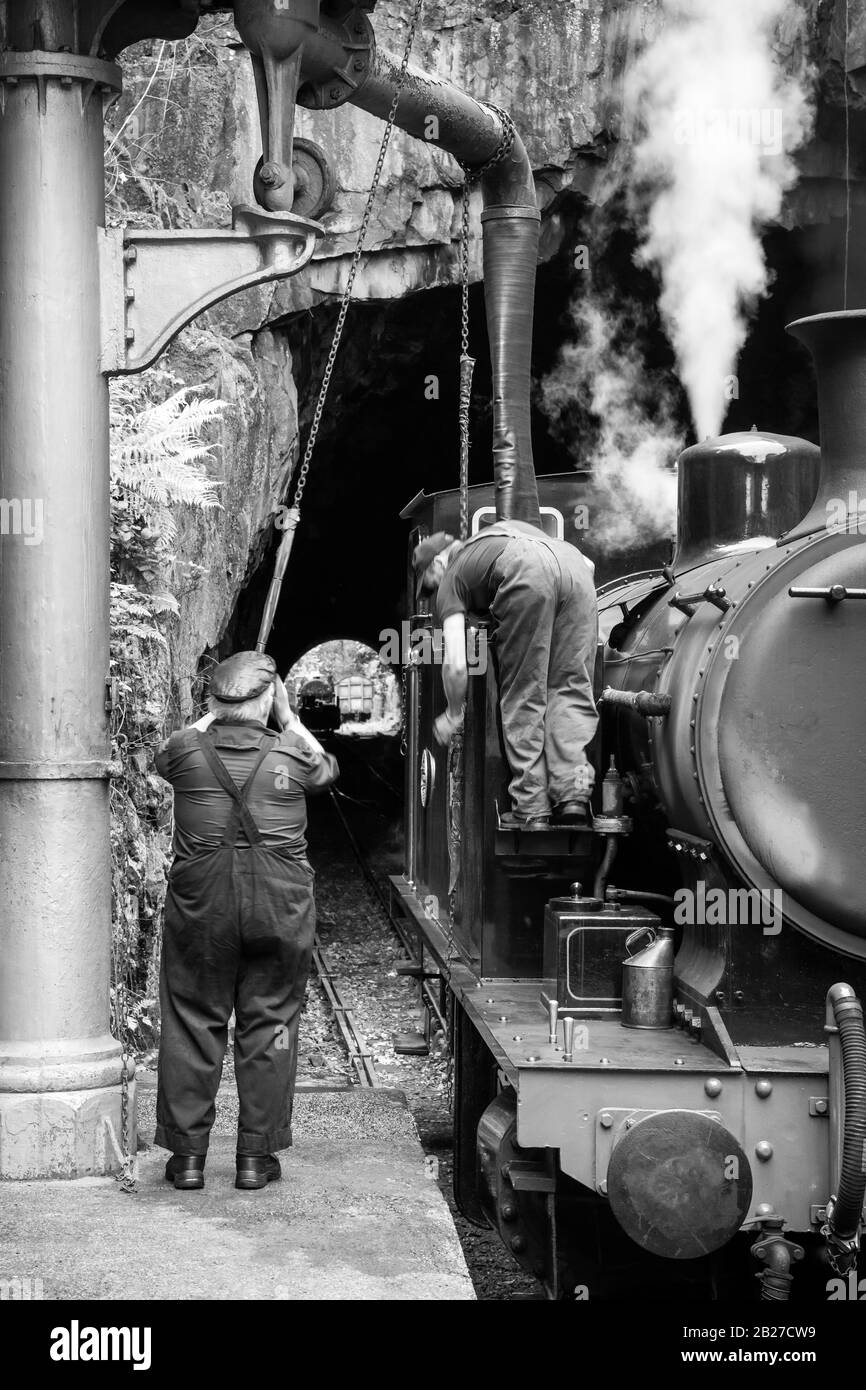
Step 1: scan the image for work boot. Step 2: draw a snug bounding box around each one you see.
[499,809,551,830]
[235,1153,282,1190]
[552,800,591,826]
[164,1154,206,1190]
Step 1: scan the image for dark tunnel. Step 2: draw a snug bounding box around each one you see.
[217,186,857,681]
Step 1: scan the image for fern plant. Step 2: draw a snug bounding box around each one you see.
[110,371,224,600]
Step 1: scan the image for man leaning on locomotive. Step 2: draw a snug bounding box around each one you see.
[413,517,599,829]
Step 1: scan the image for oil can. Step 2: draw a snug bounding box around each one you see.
[621,924,675,1029]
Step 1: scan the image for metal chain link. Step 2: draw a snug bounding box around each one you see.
[290,0,426,514]
[458,180,473,543]
[110,936,137,1194]
[455,103,515,541]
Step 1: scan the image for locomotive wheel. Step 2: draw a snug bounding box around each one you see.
[253,140,335,221]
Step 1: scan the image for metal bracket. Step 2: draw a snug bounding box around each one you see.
[99,205,322,375]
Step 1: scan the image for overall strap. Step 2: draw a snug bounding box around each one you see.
[196,730,273,849]
[462,520,554,549]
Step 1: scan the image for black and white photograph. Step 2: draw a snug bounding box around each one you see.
[0,0,863,1355]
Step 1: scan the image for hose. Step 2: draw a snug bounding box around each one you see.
[825,984,866,1253]
[759,1269,793,1300]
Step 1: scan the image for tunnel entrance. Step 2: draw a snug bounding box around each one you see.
[287,638,401,736]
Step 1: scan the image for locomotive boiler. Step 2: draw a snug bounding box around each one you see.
[392,308,866,1300]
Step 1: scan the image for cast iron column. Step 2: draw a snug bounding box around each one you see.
[0,49,128,1177]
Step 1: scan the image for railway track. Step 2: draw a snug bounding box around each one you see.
[310,935,378,1088]
[306,732,411,1091]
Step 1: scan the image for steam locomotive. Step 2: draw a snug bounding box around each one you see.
[391,308,866,1300]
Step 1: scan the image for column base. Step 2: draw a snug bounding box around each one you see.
[0,1081,137,1179]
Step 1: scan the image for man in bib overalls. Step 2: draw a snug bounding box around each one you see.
[414,519,598,828]
[153,652,338,1190]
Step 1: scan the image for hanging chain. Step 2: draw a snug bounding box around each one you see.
[110,934,137,1194]
[454,104,516,541]
[290,0,425,514]
[442,104,517,1110]
[457,180,473,542]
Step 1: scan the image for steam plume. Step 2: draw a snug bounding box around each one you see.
[625,0,814,438]
[540,296,681,553]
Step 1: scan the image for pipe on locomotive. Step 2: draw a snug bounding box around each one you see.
[233,0,543,527]
[823,984,866,1271]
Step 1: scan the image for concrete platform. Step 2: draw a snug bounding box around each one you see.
[0,1088,474,1301]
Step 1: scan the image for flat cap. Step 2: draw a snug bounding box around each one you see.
[412,531,454,598]
[209,651,277,703]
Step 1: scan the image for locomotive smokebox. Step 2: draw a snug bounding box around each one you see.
[786,309,866,540]
[673,430,820,572]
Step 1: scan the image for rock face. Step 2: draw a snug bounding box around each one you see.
[108,0,865,703]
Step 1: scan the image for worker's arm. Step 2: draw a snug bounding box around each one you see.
[434,612,468,746]
[273,675,338,790]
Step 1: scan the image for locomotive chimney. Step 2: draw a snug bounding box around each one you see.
[785,309,866,541]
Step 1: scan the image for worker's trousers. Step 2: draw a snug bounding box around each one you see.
[155,733,315,1157]
[490,533,598,817]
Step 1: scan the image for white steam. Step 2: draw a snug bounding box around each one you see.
[625,0,814,439]
[540,299,681,553]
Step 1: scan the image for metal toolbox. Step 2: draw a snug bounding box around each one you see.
[542,889,660,1018]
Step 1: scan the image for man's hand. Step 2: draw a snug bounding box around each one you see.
[434,709,464,747]
[273,675,292,729]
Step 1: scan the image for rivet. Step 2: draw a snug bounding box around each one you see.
[814,1098,828,1115]
[498,1015,508,1023]
[674,1057,685,1066]
[525,1056,540,1063]
[599,1112,613,1128]
[485,998,495,1004]
[704,1077,722,1097]
[599,1057,611,1065]
[755,1141,773,1161]
[512,1035,523,1042]
[755,1079,772,1098]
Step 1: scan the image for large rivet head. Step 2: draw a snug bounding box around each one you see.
[755,1141,773,1162]
[599,1112,613,1129]
[704,1077,722,1098]
[755,1079,772,1098]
